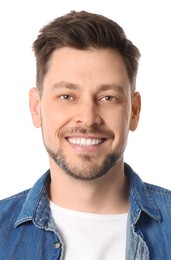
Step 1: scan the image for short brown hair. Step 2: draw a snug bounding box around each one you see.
[33,10,141,92]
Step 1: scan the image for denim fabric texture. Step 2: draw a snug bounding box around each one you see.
[0,163,171,260]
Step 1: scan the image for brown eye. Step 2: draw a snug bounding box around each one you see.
[60,95,73,100]
[104,96,116,101]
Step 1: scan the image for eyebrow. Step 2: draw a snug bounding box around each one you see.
[98,84,126,95]
[52,81,80,90]
[52,81,127,95]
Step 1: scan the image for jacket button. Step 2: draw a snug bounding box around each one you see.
[54,242,61,249]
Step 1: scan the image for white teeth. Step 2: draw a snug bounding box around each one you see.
[68,138,103,146]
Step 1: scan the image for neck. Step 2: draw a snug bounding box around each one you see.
[48,159,130,214]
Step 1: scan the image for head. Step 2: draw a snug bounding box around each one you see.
[33,10,140,94]
[30,11,141,181]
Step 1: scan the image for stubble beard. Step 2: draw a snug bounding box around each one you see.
[45,145,122,181]
[41,123,123,181]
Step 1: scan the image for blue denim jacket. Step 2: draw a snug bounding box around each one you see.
[0,163,171,260]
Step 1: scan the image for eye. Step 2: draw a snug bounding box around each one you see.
[101,96,117,102]
[59,94,73,100]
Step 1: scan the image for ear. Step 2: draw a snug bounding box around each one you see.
[129,92,141,131]
[29,87,41,128]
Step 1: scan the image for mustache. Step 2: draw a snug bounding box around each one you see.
[59,126,114,139]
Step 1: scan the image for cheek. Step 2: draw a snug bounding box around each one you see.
[41,104,71,141]
[106,107,131,132]
[106,107,131,149]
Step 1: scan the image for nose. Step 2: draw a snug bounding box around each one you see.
[74,99,102,127]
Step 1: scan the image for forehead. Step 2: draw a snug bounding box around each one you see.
[43,47,131,91]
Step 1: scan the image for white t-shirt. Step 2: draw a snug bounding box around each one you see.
[50,201,128,260]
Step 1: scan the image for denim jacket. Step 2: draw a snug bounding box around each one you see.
[0,163,171,260]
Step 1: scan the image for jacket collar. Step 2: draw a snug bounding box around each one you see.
[125,163,162,224]
[15,164,162,228]
[15,170,53,229]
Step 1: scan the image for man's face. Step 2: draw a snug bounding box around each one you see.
[30,47,140,180]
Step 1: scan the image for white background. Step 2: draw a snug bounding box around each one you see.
[0,0,171,199]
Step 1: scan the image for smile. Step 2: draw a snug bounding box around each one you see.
[68,138,104,146]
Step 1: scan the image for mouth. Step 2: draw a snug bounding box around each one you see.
[67,137,106,147]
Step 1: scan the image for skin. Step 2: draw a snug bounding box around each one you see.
[29,47,141,214]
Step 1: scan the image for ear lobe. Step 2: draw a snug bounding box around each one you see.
[29,87,41,128]
[129,92,141,131]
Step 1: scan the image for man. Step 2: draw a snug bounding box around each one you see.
[0,10,170,260]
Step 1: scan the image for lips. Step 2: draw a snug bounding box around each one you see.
[68,137,104,146]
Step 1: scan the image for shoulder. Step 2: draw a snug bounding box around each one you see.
[143,182,171,204]
[0,189,30,205]
[144,182,171,195]
[0,170,50,214]
[125,163,171,219]
[0,189,30,202]
[0,189,30,224]
[125,163,171,199]
[141,182,171,220]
